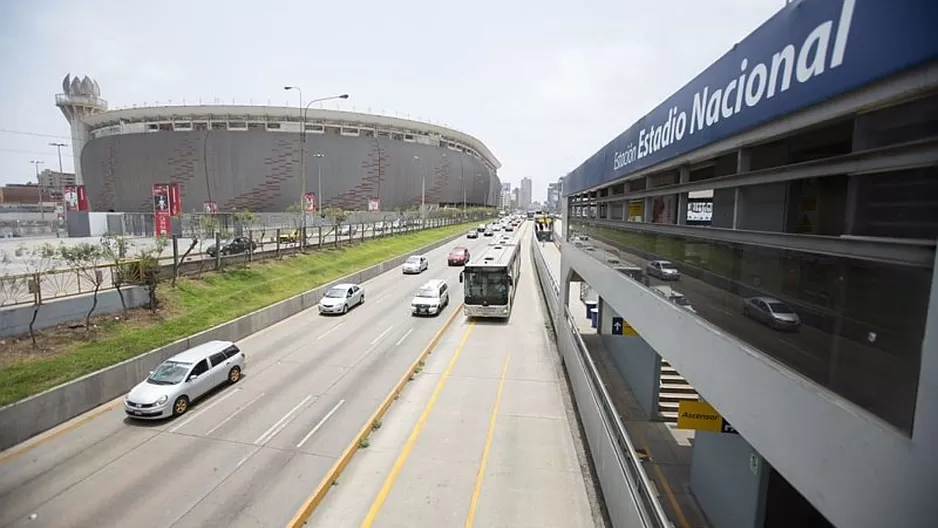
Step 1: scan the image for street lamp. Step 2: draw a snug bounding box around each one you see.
[283,86,349,232]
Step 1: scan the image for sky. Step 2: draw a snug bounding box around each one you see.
[0,0,782,203]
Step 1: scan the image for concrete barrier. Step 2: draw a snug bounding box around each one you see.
[0,286,150,338]
[0,228,470,451]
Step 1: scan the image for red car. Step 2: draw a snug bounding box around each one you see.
[448,246,470,266]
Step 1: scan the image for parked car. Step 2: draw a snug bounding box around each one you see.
[125,340,245,419]
[448,247,470,266]
[318,283,365,315]
[645,260,681,280]
[742,296,800,331]
[411,279,450,316]
[206,236,257,257]
[402,255,429,274]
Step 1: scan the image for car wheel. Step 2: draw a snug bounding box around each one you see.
[228,366,242,383]
[172,396,190,417]
[342,304,348,314]
[360,294,365,305]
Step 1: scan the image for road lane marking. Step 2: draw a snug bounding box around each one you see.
[206,392,266,435]
[641,437,692,528]
[395,327,414,346]
[168,388,242,433]
[297,400,346,448]
[371,325,395,345]
[255,395,313,445]
[465,353,510,528]
[317,323,345,340]
[361,322,476,527]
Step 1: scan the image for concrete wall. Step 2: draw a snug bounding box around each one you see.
[81,130,501,213]
[690,431,768,528]
[599,297,661,419]
[559,243,938,528]
[0,286,149,338]
[0,229,470,451]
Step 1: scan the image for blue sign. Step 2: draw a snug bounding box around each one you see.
[612,316,624,335]
[564,0,938,196]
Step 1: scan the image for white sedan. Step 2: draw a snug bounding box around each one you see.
[318,283,365,315]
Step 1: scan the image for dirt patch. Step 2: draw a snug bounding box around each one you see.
[0,305,171,369]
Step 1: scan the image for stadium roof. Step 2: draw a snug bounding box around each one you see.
[82,105,501,169]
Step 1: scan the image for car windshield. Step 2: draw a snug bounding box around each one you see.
[147,361,192,385]
[324,288,347,298]
[660,262,677,270]
[769,302,794,314]
[416,288,438,298]
[406,256,421,264]
[463,269,510,306]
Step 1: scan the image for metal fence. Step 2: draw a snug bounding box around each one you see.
[0,212,488,308]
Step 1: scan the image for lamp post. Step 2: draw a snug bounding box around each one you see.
[49,142,67,231]
[413,155,425,220]
[30,160,44,221]
[283,86,348,231]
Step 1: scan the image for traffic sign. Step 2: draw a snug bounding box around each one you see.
[611,316,638,336]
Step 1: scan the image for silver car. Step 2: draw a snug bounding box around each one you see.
[319,283,365,315]
[402,255,428,274]
[743,296,801,331]
[125,340,245,419]
[411,279,450,316]
[646,260,681,280]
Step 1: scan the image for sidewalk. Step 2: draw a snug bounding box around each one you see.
[541,240,710,528]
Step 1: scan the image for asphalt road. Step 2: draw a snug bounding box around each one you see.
[309,223,599,528]
[0,228,496,528]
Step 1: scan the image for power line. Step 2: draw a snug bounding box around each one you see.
[0,148,70,157]
[0,128,72,140]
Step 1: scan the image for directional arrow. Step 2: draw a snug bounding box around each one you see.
[612,316,623,335]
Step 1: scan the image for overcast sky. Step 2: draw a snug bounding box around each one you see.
[0,0,781,202]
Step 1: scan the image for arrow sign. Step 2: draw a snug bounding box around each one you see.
[612,316,623,335]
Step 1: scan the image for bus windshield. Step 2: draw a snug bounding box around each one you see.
[463,269,509,306]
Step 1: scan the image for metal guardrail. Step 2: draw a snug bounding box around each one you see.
[530,235,671,528]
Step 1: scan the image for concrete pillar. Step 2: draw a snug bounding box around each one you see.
[644,196,653,223]
[732,149,750,230]
[678,165,690,225]
[690,430,770,528]
[598,297,661,419]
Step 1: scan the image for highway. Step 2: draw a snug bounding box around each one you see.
[0,225,494,528]
[308,221,601,528]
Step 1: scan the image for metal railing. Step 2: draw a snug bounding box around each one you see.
[530,235,671,528]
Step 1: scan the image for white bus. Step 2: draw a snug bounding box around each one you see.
[459,242,521,319]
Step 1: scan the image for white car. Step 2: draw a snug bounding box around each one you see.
[412,279,450,316]
[402,255,429,274]
[319,283,365,315]
[125,340,245,419]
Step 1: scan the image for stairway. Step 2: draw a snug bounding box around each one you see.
[658,360,699,423]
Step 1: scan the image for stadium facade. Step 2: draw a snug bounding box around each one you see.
[56,78,502,213]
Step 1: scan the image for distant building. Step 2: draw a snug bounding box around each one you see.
[520,177,532,209]
[38,169,76,191]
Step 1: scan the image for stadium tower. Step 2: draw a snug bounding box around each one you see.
[55,74,107,185]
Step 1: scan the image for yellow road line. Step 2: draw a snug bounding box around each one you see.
[641,439,691,528]
[465,353,510,528]
[360,321,476,528]
[285,302,465,528]
[0,400,120,465]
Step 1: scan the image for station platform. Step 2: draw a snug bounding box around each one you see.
[540,240,710,528]
[309,225,605,527]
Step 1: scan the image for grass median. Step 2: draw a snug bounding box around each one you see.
[0,222,477,406]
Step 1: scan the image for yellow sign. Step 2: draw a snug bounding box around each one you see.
[676,401,737,434]
[621,320,637,336]
[627,200,643,219]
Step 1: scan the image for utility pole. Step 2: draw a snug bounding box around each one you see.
[49,142,67,232]
[30,160,45,221]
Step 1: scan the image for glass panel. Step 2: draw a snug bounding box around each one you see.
[568,219,932,435]
[463,269,509,306]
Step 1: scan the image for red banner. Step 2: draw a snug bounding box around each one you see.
[76,185,89,211]
[153,183,171,237]
[368,198,381,212]
[63,185,78,211]
[304,192,318,214]
[169,182,181,216]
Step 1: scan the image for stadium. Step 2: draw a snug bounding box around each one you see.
[57,74,502,213]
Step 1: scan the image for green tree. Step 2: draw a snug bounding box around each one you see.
[59,243,107,333]
[134,237,168,310]
[17,244,58,347]
[100,233,132,311]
